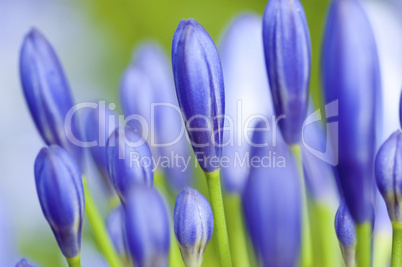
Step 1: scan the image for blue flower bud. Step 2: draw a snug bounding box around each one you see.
[375,130,402,223]
[106,126,154,203]
[172,19,225,173]
[262,0,311,145]
[120,42,192,191]
[106,205,127,255]
[15,258,37,267]
[34,145,84,259]
[174,187,214,266]
[335,200,356,267]
[322,0,380,223]
[124,185,170,267]
[220,13,274,194]
[19,28,81,163]
[243,120,301,266]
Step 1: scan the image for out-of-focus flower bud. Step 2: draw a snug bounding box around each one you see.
[375,130,402,222]
[174,187,213,266]
[399,90,402,129]
[322,0,380,224]
[219,13,274,194]
[124,185,170,267]
[242,120,301,266]
[172,19,225,173]
[106,205,127,255]
[34,145,84,260]
[262,0,311,145]
[15,258,37,267]
[19,28,81,163]
[335,200,356,267]
[120,43,191,191]
[106,126,154,203]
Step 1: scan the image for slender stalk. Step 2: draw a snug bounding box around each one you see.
[66,254,81,267]
[392,222,402,267]
[82,177,123,267]
[204,170,232,267]
[289,145,313,267]
[224,194,250,267]
[356,222,371,267]
[311,203,339,267]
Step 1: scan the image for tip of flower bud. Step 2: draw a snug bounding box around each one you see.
[335,200,356,266]
[15,258,37,267]
[174,187,214,266]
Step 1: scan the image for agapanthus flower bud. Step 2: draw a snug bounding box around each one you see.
[375,130,402,222]
[15,258,37,267]
[174,187,214,266]
[124,185,170,267]
[106,205,127,255]
[322,0,380,223]
[335,200,356,267]
[106,126,154,203]
[220,13,274,194]
[262,0,311,145]
[34,145,84,259]
[19,28,81,163]
[172,19,225,173]
[243,120,301,266]
[120,43,191,191]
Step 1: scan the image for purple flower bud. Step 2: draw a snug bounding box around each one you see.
[34,145,84,259]
[120,43,192,191]
[322,0,380,223]
[106,126,154,203]
[243,120,301,266]
[124,186,170,267]
[335,200,356,267]
[174,187,214,266]
[106,205,127,255]
[262,0,311,145]
[220,13,274,194]
[19,28,81,164]
[375,130,402,223]
[15,258,37,267]
[172,19,225,173]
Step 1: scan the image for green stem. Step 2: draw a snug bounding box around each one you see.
[311,203,340,267]
[204,170,232,267]
[82,177,123,267]
[356,222,371,267]
[66,254,81,267]
[224,194,250,267]
[290,145,313,267]
[392,222,402,267]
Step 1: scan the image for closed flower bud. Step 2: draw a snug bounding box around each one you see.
[19,28,81,163]
[124,185,170,267]
[220,13,274,194]
[106,126,154,203]
[262,0,311,145]
[34,145,84,259]
[172,19,225,173]
[375,130,402,222]
[15,258,37,267]
[322,0,380,223]
[106,205,127,255]
[335,200,356,267]
[243,120,301,266]
[174,187,214,267]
